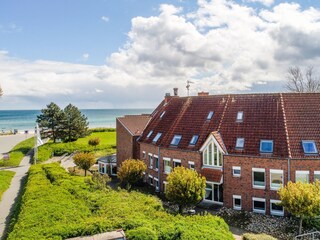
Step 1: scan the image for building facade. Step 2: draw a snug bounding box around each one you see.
[117,91,320,216]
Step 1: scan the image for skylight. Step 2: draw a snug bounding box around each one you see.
[207,111,214,120]
[260,140,273,153]
[171,135,182,146]
[152,133,162,143]
[146,130,153,138]
[189,135,199,146]
[236,111,244,122]
[302,140,318,154]
[160,111,166,119]
[236,138,245,149]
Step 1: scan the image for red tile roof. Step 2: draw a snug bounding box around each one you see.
[139,93,320,159]
[117,115,151,136]
[201,168,222,183]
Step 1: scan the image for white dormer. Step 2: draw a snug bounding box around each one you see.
[200,132,227,168]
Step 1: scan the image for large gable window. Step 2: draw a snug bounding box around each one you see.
[152,133,162,143]
[260,140,273,153]
[170,135,182,146]
[302,140,318,154]
[203,142,223,167]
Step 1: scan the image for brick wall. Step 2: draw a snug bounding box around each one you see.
[139,142,201,191]
[290,159,320,182]
[116,119,134,167]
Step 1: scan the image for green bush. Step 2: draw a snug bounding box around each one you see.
[126,227,158,240]
[242,233,277,240]
[89,128,116,133]
[0,137,34,167]
[8,163,233,240]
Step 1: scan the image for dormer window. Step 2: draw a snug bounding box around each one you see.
[189,135,199,146]
[160,111,166,119]
[302,140,318,154]
[171,135,182,146]
[207,111,214,120]
[260,140,273,153]
[236,111,243,122]
[236,138,244,149]
[146,130,153,138]
[152,133,162,143]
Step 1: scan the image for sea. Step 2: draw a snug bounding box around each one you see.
[0,109,152,133]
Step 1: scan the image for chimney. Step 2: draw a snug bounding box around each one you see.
[198,91,209,96]
[164,92,171,103]
[173,88,178,96]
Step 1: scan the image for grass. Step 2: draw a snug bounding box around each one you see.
[0,137,34,167]
[37,131,116,163]
[0,170,15,200]
[8,163,233,240]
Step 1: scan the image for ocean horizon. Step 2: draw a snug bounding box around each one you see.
[0,109,153,133]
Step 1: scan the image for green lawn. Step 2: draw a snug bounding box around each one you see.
[0,137,34,167]
[8,163,233,240]
[0,170,15,200]
[37,131,116,163]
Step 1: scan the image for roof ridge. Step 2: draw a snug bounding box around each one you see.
[217,95,230,131]
[280,93,292,158]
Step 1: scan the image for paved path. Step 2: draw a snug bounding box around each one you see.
[0,151,33,239]
[0,134,32,158]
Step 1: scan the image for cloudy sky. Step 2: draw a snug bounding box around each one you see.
[0,0,320,110]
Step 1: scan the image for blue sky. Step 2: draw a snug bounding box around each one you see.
[0,0,320,109]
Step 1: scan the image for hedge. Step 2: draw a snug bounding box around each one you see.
[242,233,277,240]
[8,163,233,240]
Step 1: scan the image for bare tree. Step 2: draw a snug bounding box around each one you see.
[286,66,320,93]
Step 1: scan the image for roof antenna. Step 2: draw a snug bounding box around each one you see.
[186,80,194,96]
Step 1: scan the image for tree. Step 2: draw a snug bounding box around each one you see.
[88,137,100,150]
[165,166,206,213]
[278,181,320,235]
[286,66,320,93]
[0,85,3,96]
[117,159,147,189]
[73,152,96,176]
[61,104,88,142]
[37,102,64,142]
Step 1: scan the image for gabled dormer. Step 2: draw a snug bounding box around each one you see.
[200,131,227,168]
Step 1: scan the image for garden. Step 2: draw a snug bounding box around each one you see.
[8,163,233,240]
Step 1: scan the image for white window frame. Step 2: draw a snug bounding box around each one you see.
[252,197,266,214]
[314,171,320,182]
[302,140,318,154]
[260,140,274,153]
[236,111,244,122]
[270,199,284,216]
[270,169,283,190]
[170,135,182,146]
[163,181,168,192]
[232,166,241,177]
[163,157,171,174]
[154,177,159,190]
[153,154,159,171]
[296,170,310,183]
[142,151,146,159]
[233,195,242,210]
[148,175,154,186]
[173,159,181,168]
[203,142,222,167]
[148,153,153,169]
[235,138,245,149]
[188,161,195,170]
[252,168,265,189]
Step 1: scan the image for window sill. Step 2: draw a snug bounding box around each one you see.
[153,168,158,172]
[253,209,266,214]
[271,211,284,217]
[202,166,223,170]
[270,187,281,191]
[252,185,266,190]
[233,207,241,211]
[164,172,170,175]
[233,175,241,177]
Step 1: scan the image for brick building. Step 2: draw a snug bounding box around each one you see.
[116,91,320,216]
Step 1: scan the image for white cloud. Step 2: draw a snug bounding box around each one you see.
[82,53,90,61]
[2,1,320,109]
[101,16,109,22]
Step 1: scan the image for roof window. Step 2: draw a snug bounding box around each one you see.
[170,135,182,146]
[236,111,244,122]
[189,135,199,146]
[302,140,318,154]
[160,111,166,119]
[207,111,214,120]
[236,138,245,149]
[152,133,162,143]
[146,130,153,138]
[260,140,273,153]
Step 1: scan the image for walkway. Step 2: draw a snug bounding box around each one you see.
[0,134,32,158]
[0,152,32,239]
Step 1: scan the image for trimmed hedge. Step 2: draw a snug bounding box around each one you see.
[8,163,233,240]
[242,233,277,240]
[37,132,116,162]
[0,137,34,167]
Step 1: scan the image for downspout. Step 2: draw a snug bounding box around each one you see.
[287,158,291,182]
[156,146,161,193]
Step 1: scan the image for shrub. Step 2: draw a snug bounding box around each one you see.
[126,227,158,240]
[73,152,96,176]
[88,138,100,148]
[242,233,277,240]
[117,159,147,189]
